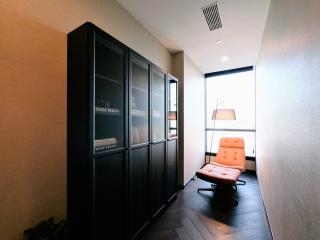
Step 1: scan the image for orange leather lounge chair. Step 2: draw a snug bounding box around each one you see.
[196,137,246,205]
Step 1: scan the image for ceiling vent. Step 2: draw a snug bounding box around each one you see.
[202,2,222,31]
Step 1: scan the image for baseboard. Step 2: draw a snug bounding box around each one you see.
[246,160,256,171]
[178,174,196,190]
[167,192,178,204]
[256,175,274,240]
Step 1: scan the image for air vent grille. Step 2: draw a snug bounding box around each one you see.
[202,2,222,31]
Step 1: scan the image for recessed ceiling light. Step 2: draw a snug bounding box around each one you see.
[217,40,222,44]
[221,56,229,62]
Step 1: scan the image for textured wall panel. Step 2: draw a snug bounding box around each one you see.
[256,0,320,239]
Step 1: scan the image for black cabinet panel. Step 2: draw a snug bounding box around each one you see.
[131,55,149,145]
[95,34,126,153]
[167,140,177,200]
[152,69,166,141]
[150,142,166,215]
[168,77,178,139]
[95,152,127,240]
[130,146,149,237]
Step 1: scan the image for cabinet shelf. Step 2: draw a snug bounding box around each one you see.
[96,112,122,116]
[132,86,147,92]
[96,73,122,85]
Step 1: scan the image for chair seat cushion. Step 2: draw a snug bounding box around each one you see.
[196,163,241,185]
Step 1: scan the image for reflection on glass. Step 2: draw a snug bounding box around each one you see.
[131,56,149,145]
[94,35,125,153]
[152,70,165,141]
[168,79,177,138]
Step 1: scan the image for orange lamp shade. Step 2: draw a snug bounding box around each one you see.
[168,111,177,120]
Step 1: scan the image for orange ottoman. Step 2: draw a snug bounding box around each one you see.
[196,163,241,185]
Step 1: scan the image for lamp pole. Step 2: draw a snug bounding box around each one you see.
[208,99,223,164]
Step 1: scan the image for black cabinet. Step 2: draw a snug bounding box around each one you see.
[95,152,127,239]
[68,22,178,240]
[150,142,166,216]
[167,140,178,201]
[130,146,149,237]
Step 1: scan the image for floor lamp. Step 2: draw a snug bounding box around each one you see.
[208,101,236,164]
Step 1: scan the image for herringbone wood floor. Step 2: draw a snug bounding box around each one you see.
[142,171,272,240]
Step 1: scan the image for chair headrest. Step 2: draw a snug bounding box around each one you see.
[220,137,244,149]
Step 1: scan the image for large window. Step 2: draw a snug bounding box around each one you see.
[206,67,255,157]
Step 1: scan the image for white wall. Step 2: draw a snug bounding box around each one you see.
[183,55,205,185]
[172,52,205,186]
[256,0,320,239]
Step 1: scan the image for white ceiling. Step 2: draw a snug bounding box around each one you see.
[117,0,270,73]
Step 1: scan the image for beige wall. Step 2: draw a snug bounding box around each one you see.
[172,52,205,186]
[172,52,185,185]
[0,1,171,239]
[0,0,171,72]
[0,8,66,240]
[256,0,320,239]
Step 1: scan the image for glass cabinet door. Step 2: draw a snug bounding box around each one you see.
[152,69,166,141]
[168,78,178,139]
[94,35,125,153]
[131,55,149,145]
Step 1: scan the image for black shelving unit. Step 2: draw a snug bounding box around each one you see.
[167,75,178,201]
[67,22,178,240]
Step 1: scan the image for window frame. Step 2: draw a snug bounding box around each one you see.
[204,66,256,160]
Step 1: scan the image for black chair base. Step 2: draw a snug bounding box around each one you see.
[198,183,239,206]
[236,179,246,185]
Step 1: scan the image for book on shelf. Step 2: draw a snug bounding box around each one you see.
[131,127,140,144]
[95,106,120,114]
[131,109,146,117]
[152,110,161,118]
[95,138,118,151]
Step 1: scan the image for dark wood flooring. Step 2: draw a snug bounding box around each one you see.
[142,171,272,240]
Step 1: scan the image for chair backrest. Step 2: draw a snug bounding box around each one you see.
[215,137,246,171]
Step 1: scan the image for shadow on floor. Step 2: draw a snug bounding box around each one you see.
[142,171,272,240]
